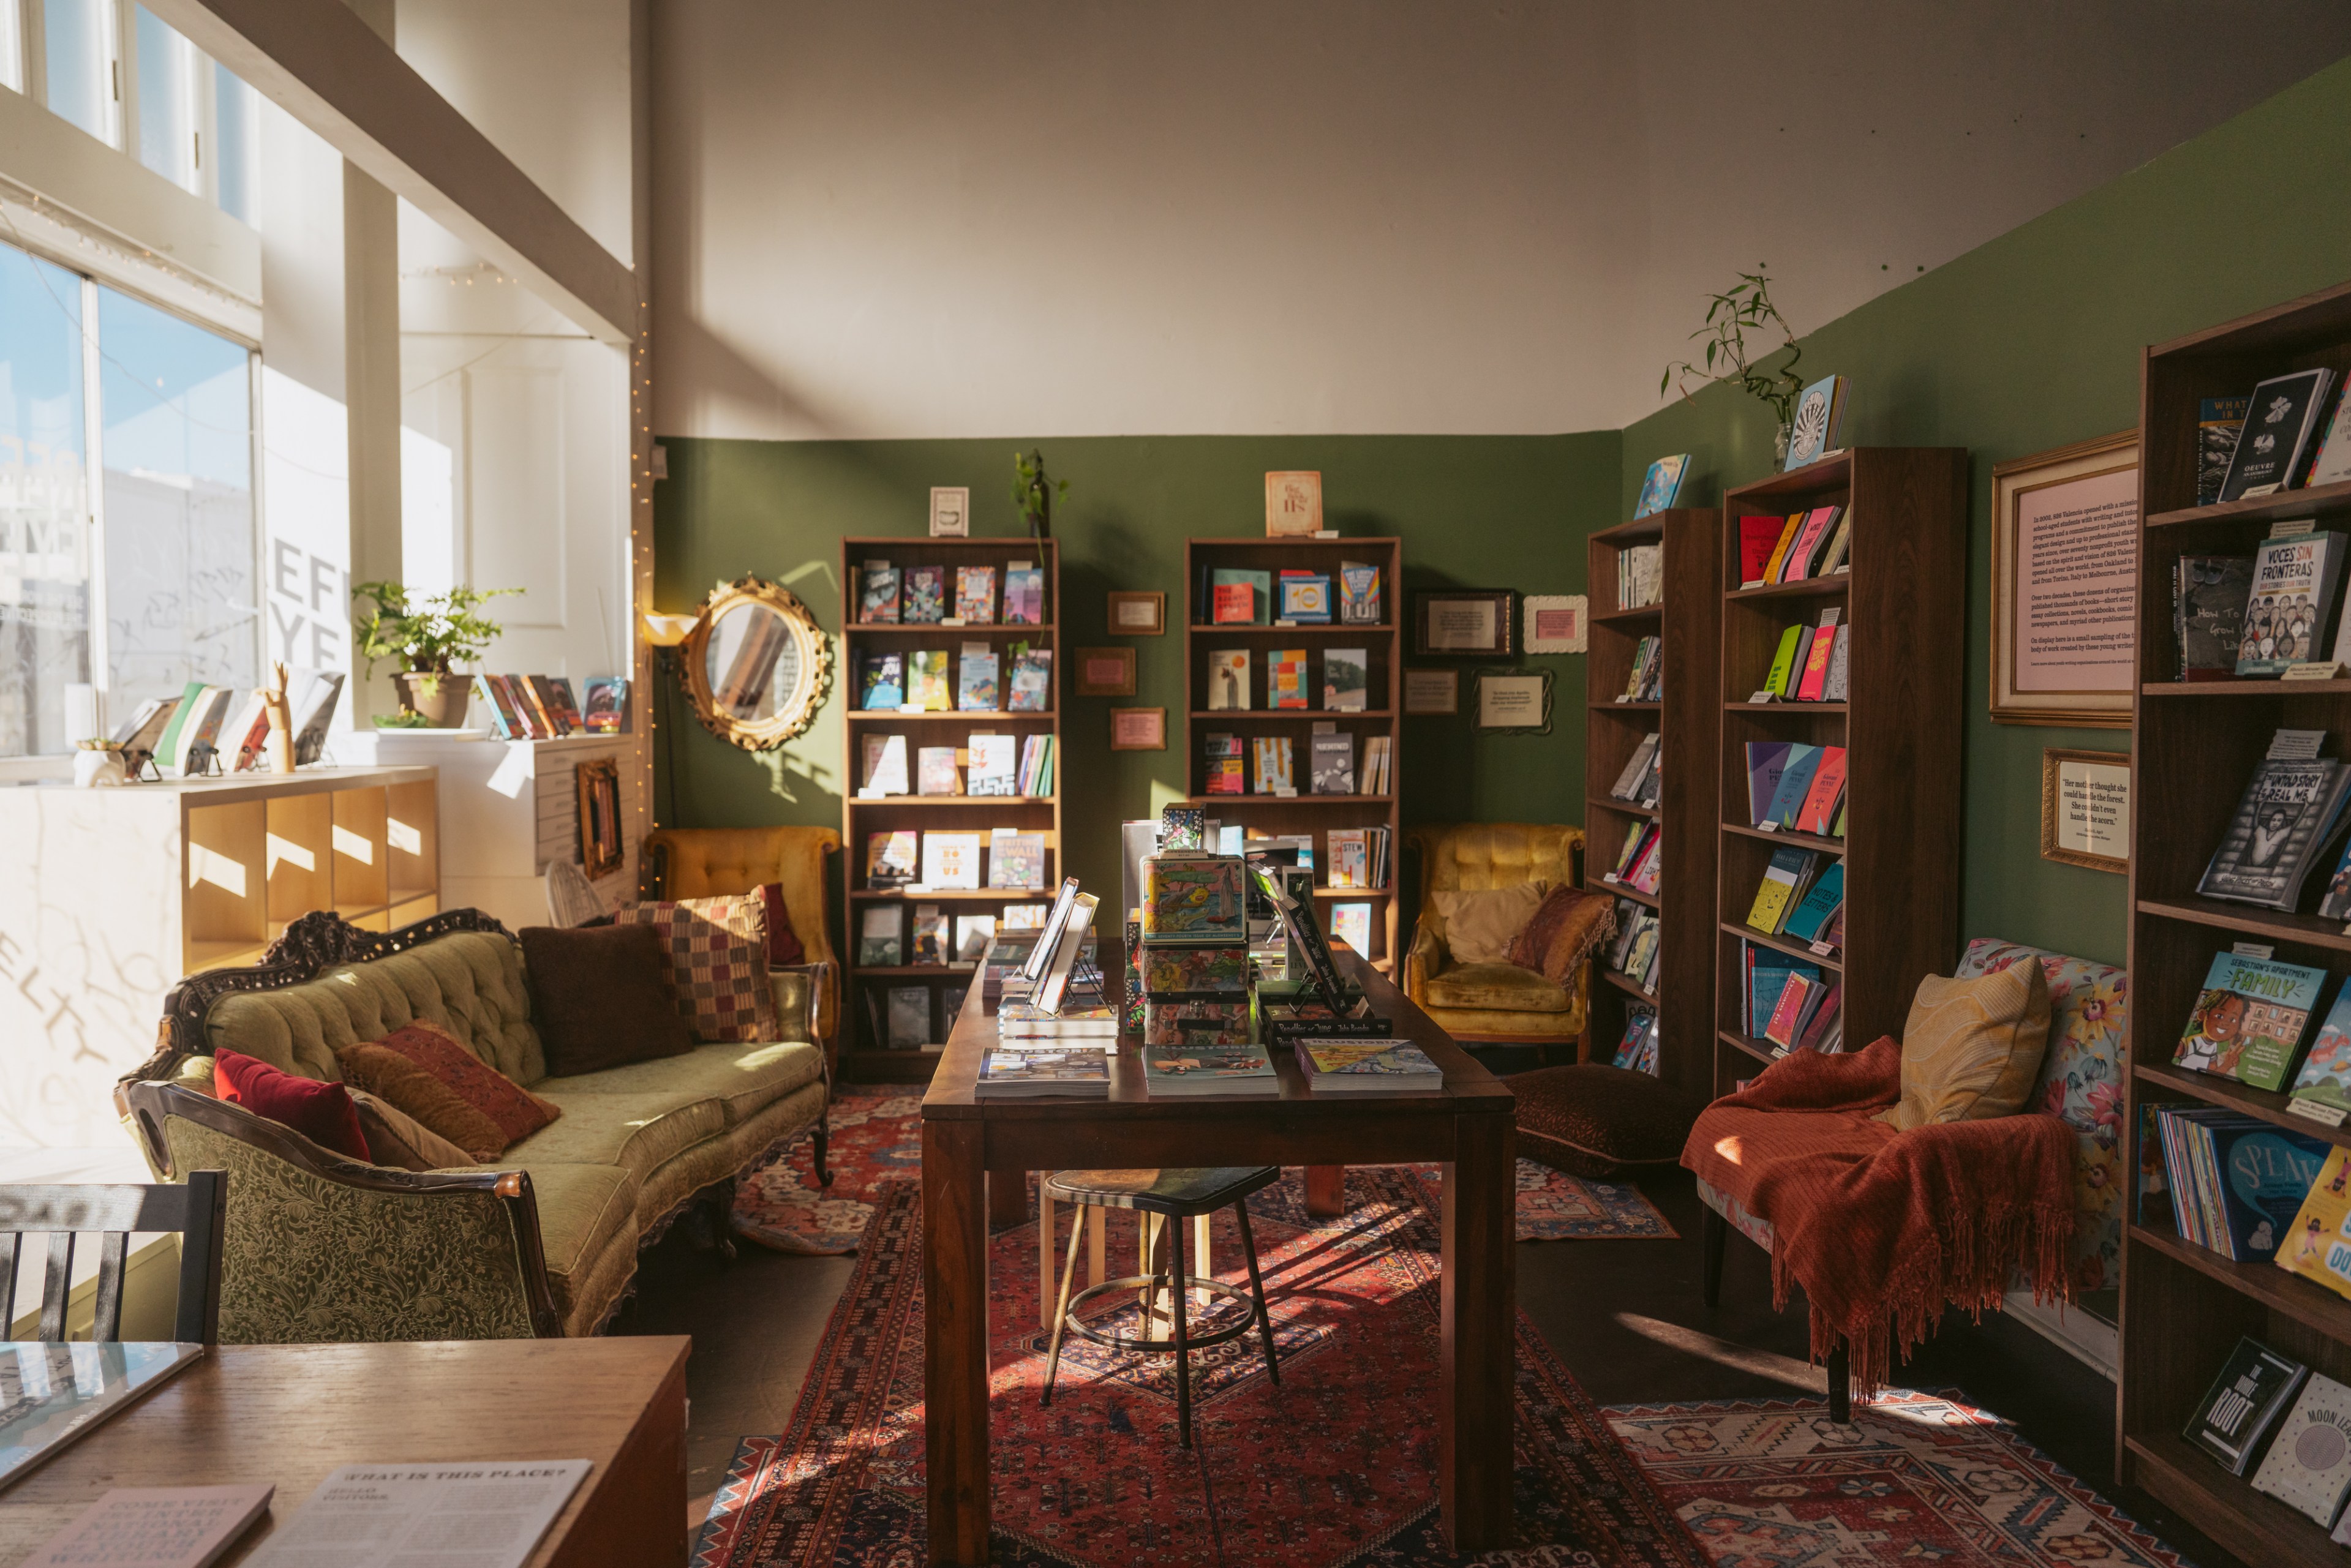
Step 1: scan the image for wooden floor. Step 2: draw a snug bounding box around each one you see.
[627,1165,2238,1566]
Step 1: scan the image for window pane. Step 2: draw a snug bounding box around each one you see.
[213,63,257,224]
[0,2,24,94]
[0,242,90,758]
[43,0,117,146]
[134,6,195,192]
[97,286,255,714]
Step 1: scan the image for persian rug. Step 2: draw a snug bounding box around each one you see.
[731,1086,1674,1254]
[1603,1390,2195,1568]
[694,1169,1707,1568]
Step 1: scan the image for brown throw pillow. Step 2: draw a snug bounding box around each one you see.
[520,923,695,1076]
[366,1021,562,1146]
[348,1087,476,1171]
[1513,1063,1703,1179]
[619,894,783,1043]
[1505,886,1617,986]
[336,1042,511,1161]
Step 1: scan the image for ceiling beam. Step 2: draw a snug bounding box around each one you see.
[142,0,638,345]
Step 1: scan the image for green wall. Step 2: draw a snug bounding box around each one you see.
[1617,54,2351,969]
[652,434,1621,900]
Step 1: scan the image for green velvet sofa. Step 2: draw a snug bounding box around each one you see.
[116,909,827,1341]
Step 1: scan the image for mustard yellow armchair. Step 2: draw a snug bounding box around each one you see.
[1402,823,1589,1058]
[644,826,841,1060]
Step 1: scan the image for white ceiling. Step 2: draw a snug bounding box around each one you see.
[649,1,2351,440]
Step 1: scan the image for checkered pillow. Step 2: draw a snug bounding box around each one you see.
[620,894,781,1043]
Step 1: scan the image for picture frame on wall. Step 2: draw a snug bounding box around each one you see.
[1413,590,1515,657]
[1475,669,1552,733]
[1522,595,1587,654]
[1402,668,1459,715]
[1991,430,2138,727]
[2039,747,2129,874]
[1109,707,1167,751]
[1265,471,1323,536]
[1075,647,1137,697]
[928,486,970,537]
[1107,591,1166,636]
[576,758,622,879]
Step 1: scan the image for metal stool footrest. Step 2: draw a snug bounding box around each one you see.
[1060,1274,1262,1354]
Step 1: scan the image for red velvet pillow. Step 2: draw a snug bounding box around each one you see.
[758,883,806,967]
[373,1022,561,1146]
[214,1049,372,1162]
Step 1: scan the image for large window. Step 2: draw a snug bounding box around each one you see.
[42,0,119,148]
[0,242,89,758]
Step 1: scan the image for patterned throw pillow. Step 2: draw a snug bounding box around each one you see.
[621,894,783,1043]
[364,1021,562,1147]
[337,1041,511,1160]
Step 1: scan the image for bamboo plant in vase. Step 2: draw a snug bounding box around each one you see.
[353,582,521,728]
[1660,270,1806,462]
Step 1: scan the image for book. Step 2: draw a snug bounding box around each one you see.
[1737,516,1786,586]
[1763,743,1824,828]
[2233,529,2348,673]
[1252,735,1295,793]
[1781,505,1843,582]
[1208,650,1251,710]
[1007,650,1053,711]
[2175,555,2255,678]
[886,986,931,1047]
[2173,950,2327,1090]
[2185,1338,2309,1476]
[1759,513,1804,585]
[1822,624,1851,701]
[240,1461,589,1568]
[1815,509,1854,575]
[1142,1043,1281,1096]
[1329,902,1372,957]
[1793,611,1840,700]
[911,904,949,965]
[987,829,1047,890]
[1337,560,1383,623]
[2279,1146,2351,1302]
[2252,1373,2351,1526]
[153,680,209,768]
[862,733,910,795]
[1309,732,1355,794]
[1745,846,1817,934]
[907,650,950,711]
[1294,1038,1442,1093]
[1211,568,1270,625]
[582,676,628,732]
[2200,395,2252,506]
[2310,387,2351,489]
[860,652,905,710]
[1278,571,1333,622]
[1780,861,1845,945]
[903,565,947,623]
[1323,648,1368,711]
[1270,648,1309,708]
[865,830,919,888]
[1763,625,1802,695]
[1783,373,1848,470]
[179,687,235,771]
[1763,972,1827,1048]
[1612,732,1661,801]
[976,1049,1111,1097]
[1632,453,1690,517]
[533,675,584,735]
[2292,985,2351,1117]
[966,732,1018,795]
[497,674,547,739]
[1001,563,1045,625]
[1203,731,1244,795]
[1328,827,1371,888]
[957,645,999,710]
[917,745,960,795]
[20,1482,274,1568]
[1625,830,1663,896]
[955,565,997,622]
[2221,369,2336,501]
[1745,741,1792,825]
[2197,747,2351,910]
[921,831,983,889]
[1018,733,1055,795]
[857,906,902,964]
[1793,746,1847,836]
[950,913,995,962]
[858,561,901,623]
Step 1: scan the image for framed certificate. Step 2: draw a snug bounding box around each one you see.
[1415,590,1514,657]
[1992,431,2138,726]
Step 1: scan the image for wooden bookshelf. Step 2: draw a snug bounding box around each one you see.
[839,537,1061,1082]
[2120,277,2351,1568]
[1710,448,1967,1095]
[1183,538,1403,970]
[1584,508,1720,1101]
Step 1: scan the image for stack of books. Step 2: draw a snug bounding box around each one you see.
[2184,1339,2351,1535]
[1739,943,1823,1040]
[1756,611,1849,703]
[1616,542,1663,609]
[1609,733,1662,809]
[1620,637,1662,701]
[1761,972,1841,1054]
[470,674,589,739]
[1325,827,1390,890]
[1359,735,1394,795]
[1607,896,1660,993]
[1612,1006,1659,1074]
[1736,503,1851,588]
[1744,741,1847,838]
[2148,1104,2325,1262]
[1603,820,1661,896]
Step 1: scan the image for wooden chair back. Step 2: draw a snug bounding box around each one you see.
[0,1174,228,1345]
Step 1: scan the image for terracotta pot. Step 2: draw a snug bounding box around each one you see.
[394,671,471,729]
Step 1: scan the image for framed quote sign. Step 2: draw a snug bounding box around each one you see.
[2040,748,2129,873]
[1109,707,1166,751]
[1414,590,1514,657]
[1992,430,2138,726]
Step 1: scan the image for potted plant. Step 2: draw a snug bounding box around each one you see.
[1660,270,1806,461]
[352,582,521,727]
[1010,449,1067,541]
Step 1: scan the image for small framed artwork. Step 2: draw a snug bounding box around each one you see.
[1075,647,1137,697]
[1414,590,1514,657]
[1523,595,1588,654]
[1265,470,1323,535]
[2040,747,2130,873]
[1107,590,1166,636]
[1476,669,1553,733]
[1402,668,1459,715]
[575,758,623,879]
[928,486,970,537]
[1991,430,2138,727]
[1109,707,1167,751]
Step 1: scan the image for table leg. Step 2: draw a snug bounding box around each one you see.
[925,1117,990,1567]
[1440,1109,1514,1552]
[1038,1187,1057,1329]
[988,1169,1028,1229]
[1304,1164,1347,1217]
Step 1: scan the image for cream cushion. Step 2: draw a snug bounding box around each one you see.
[349,1087,475,1171]
[1431,883,1548,966]
[1875,962,2053,1131]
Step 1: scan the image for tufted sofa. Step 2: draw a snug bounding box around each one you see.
[645,825,840,1055]
[1402,822,1590,1051]
[116,910,827,1341]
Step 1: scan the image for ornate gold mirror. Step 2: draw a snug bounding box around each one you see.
[679,577,833,750]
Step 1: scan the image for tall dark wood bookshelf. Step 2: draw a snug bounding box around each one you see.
[2120,278,2351,1568]
[1584,508,1720,1102]
[1182,537,1404,969]
[1711,449,1968,1094]
[839,536,1061,1082]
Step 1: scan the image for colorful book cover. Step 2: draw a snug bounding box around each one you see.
[1211,568,1270,625]
[966,732,1017,796]
[1764,743,1824,828]
[1001,564,1045,625]
[1783,374,1848,470]
[1140,853,1246,942]
[1309,732,1355,794]
[1745,741,1792,825]
[987,830,1047,890]
[1203,731,1244,795]
[582,676,628,733]
[917,746,960,795]
[2279,1146,2351,1304]
[2290,985,2351,1113]
[955,565,997,623]
[908,650,951,711]
[921,830,983,889]
[1782,506,1841,582]
[1737,516,1785,586]
[1007,650,1053,711]
[1270,649,1309,709]
[1780,861,1845,945]
[957,645,999,711]
[2175,950,2327,1090]
[865,830,918,887]
[1794,615,1839,700]
[1323,648,1368,711]
[1762,624,1802,694]
[1208,650,1251,710]
[1763,972,1818,1046]
[903,565,948,623]
[1252,734,1295,792]
[2235,530,2347,673]
[1745,846,1815,934]
[1632,454,1689,518]
[1278,571,1333,623]
[859,562,901,623]
[860,652,905,710]
[1759,512,1804,583]
[2211,1120,2330,1261]
[1337,561,1383,623]
[1794,747,1847,835]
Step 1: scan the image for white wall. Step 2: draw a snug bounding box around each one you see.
[651,0,2351,439]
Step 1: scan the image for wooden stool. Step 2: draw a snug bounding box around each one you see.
[1039,1166,1280,1448]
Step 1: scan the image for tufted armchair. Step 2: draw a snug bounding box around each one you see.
[644,827,841,1061]
[1402,822,1589,1058]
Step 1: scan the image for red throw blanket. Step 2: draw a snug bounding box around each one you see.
[1682,1037,2077,1395]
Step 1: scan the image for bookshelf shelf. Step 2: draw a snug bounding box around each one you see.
[1586,509,1721,1097]
[1184,538,1404,970]
[840,536,1061,1082]
[1712,448,1966,1096]
[2120,277,2351,1555]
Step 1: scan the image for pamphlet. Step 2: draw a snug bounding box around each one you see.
[246,1460,592,1568]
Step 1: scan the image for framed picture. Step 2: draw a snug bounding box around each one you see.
[1414,590,1514,657]
[1992,430,2138,727]
[1107,590,1165,636]
[928,486,970,537]
[1402,668,1458,715]
[1523,595,1587,654]
[575,758,622,879]
[1075,647,1137,697]
[2040,747,2130,873]
[1476,669,1552,733]
[1109,707,1166,751]
[1265,471,1323,536]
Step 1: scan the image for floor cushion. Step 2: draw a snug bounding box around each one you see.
[1514,1062,1702,1179]
[1426,961,1574,1014]
[1876,962,2052,1131]
[542,1041,824,1127]
[514,1089,727,1181]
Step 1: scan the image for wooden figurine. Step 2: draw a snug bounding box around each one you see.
[261,661,295,773]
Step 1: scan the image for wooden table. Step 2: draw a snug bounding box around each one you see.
[0,1338,688,1566]
[921,950,1516,1566]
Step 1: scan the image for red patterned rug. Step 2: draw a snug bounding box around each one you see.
[1603,1390,2194,1567]
[731,1087,1673,1254]
[694,1168,1706,1567]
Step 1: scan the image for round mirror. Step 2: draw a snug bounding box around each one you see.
[679,577,832,749]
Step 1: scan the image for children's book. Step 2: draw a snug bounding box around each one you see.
[904,565,948,623]
[1632,453,1690,518]
[1270,649,1309,709]
[2173,950,2327,1090]
[865,830,918,888]
[966,732,1018,796]
[955,565,997,623]
[1001,563,1045,625]
[1337,561,1383,623]
[957,644,999,710]
[908,650,951,711]
[987,829,1047,890]
[2292,985,2351,1118]
[860,652,905,710]
[2184,1337,2308,1476]
[862,733,910,795]
[917,746,961,795]
[1007,650,1053,711]
[582,676,628,733]
[2235,528,2348,673]
[1323,648,1368,711]
[921,830,983,889]
[1208,650,1251,710]
[2279,1146,2351,1303]
[859,561,901,623]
